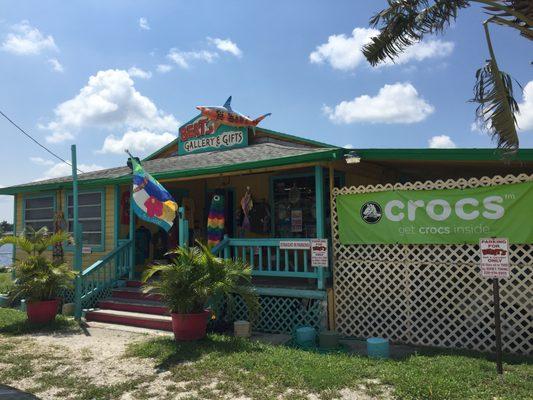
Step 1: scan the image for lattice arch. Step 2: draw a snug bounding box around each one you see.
[331,173,533,355]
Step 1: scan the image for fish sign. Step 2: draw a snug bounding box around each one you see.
[196,96,271,130]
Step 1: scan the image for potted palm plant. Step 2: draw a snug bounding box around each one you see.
[1,227,76,324]
[142,242,260,341]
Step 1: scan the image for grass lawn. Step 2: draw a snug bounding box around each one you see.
[0,307,531,400]
[0,306,80,335]
[126,334,533,400]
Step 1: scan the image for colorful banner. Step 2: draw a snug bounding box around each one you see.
[337,182,533,244]
[131,157,178,231]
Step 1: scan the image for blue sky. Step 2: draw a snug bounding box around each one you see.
[0,0,531,221]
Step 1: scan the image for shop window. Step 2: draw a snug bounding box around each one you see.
[272,172,343,238]
[272,175,317,238]
[24,195,55,231]
[66,191,103,247]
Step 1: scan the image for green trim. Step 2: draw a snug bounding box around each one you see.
[254,287,326,299]
[0,148,342,195]
[63,188,106,252]
[113,185,120,249]
[354,148,533,162]
[11,194,16,276]
[315,166,325,291]
[256,127,337,149]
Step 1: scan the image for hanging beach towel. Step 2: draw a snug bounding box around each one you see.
[207,193,225,247]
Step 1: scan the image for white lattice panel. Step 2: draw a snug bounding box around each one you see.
[331,174,533,355]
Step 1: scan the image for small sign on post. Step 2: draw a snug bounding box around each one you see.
[480,237,509,379]
[480,238,510,279]
[82,246,92,255]
[311,239,328,268]
[279,240,310,250]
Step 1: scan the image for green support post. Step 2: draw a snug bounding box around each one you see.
[72,145,83,320]
[178,207,189,247]
[129,183,135,280]
[113,184,120,277]
[315,165,325,290]
[11,194,16,280]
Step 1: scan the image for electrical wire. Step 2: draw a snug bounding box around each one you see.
[0,109,85,174]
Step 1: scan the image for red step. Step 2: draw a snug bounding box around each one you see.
[112,287,162,302]
[126,280,143,288]
[97,298,168,315]
[85,309,172,331]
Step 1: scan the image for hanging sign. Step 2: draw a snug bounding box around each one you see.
[480,238,510,279]
[337,181,533,244]
[279,240,310,250]
[178,115,248,155]
[311,239,328,267]
[291,209,303,233]
[82,246,92,254]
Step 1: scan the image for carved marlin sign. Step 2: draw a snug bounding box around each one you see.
[196,96,271,131]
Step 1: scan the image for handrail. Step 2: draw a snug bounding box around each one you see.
[82,239,132,276]
[74,239,133,318]
[212,236,329,290]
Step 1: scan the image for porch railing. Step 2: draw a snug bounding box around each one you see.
[74,239,133,318]
[211,236,327,289]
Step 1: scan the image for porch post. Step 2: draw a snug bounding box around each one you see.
[128,185,135,280]
[72,145,83,320]
[113,184,120,276]
[11,194,16,280]
[315,165,325,290]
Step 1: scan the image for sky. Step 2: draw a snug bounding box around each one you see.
[0,0,531,222]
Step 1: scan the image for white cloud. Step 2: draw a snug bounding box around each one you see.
[127,66,152,79]
[30,157,54,166]
[139,17,150,31]
[47,58,63,72]
[1,20,58,55]
[517,80,533,132]
[207,37,242,57]
[470,120,483,133]
[167,48,218,69]
[98,130,176,156]
[343,144,354,149]
[41,69,179,143]
[428,135,456,148]
[323,82,434,124]
[309,27,453,71]
[156,64,173,73]
[38,161,104,180]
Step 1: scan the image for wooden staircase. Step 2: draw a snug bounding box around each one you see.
[84,281,172,331]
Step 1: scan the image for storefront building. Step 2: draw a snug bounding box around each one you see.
[2,106,532,353]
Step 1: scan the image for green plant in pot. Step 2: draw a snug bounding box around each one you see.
[142,242,260,341]
[1,227,76,324]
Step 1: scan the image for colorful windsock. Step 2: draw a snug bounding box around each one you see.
[207,193,225,247]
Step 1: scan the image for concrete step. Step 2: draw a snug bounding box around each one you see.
[98,298,169,315]
[112,287,162,301]
[85,309,172,331]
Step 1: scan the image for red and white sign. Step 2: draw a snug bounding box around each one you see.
[480,238,510,279]
[82,246,92,254]
[279,240,310,250]
[311,239,328,268]
[291,209,303,233]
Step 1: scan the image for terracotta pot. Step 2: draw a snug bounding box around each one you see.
[171,310,210,341]
[26,299,59,324]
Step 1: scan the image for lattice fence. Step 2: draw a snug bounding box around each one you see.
[210,294,325,334]
[331,174,533,355]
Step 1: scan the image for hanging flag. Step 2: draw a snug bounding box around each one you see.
[129,155,178,231]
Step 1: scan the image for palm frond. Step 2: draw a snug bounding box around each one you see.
[481,0,533,39]
[363,0,470,66]
[471,22,520,153]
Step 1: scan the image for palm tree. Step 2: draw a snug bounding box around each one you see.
[142,242,260,319]
[362,1,532,153]
[1,227,76,302]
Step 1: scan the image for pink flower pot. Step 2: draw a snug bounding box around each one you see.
[171,310,211,341]
[26,299,59,324]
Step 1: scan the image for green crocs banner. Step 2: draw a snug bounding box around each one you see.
[337,181,533,244]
